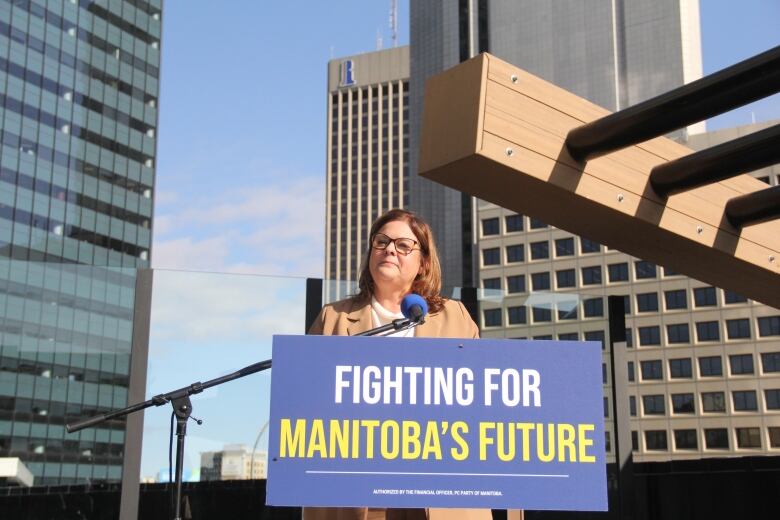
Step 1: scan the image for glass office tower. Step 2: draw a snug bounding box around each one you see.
[0,0,160,485]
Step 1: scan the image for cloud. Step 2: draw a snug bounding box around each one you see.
[151,175,325,278]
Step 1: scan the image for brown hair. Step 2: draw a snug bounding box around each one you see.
[356,209,444,313]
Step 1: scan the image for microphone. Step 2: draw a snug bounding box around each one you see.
[401,293,428,323]
[354,294,429,336]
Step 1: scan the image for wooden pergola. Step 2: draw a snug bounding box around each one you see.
[419,50,780,308]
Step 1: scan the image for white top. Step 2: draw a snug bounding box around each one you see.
[370,296,416,337]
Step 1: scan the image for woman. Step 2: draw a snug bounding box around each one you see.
[309,208,478,339]
[306,209,489,520]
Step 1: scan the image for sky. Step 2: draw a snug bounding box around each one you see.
[141,0,780,479]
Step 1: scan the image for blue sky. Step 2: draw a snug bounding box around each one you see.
[142,0,780,482]
[151,0,779,279]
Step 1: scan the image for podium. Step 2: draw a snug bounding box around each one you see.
[266,335,607,513]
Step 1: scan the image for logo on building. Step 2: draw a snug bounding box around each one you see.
[340,60,356,87]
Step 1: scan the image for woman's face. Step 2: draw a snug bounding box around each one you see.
[369,219,423,295]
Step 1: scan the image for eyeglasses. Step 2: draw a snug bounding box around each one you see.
[371,233,420,255]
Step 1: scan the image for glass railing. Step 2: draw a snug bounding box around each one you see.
[141,270,309,484]
[1,266,628,495]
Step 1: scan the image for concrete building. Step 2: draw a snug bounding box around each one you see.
[477,120,780,461]
[200,445,267,481]
[0,0,161,484]
[324,46,409,299]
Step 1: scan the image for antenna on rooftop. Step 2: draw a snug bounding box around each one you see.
[390,0,398,47]
[376,28,383,50]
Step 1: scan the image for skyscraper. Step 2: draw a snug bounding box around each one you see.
[0,0,161,484]
[325,46,408,299]
[409,0,704,291]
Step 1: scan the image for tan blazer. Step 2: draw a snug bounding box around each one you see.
[308,297,480,339]
[304,297,488,520]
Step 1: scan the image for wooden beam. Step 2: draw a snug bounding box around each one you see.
[419,53,780,309]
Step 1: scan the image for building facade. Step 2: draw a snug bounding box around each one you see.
[0,0,160,484]
[325,46,409,298]
[200,445,267,481]
[476,121,780,461]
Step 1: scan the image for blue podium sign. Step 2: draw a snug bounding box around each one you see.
[267,336,607,511]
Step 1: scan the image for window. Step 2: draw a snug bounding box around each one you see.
[626,328,633,347]
[529,217,547,229]
[765,389,780,410]
[559,332,579,341]
[483,278,501,290]
[705,428,729,449]
[506,244,525,263]
[672,393,695,414]
[580,238,601,253]
[603,397,609,418]
[530,241,549,260]
[608,263,629,282]
[556,269,575,288]
[669,358,692,378]
[482,217,499,236]
[758,316,780,337]
[663,266,680,277]
[628,361,635,382]
[532,306,552,323]
[605,432,611,453]
[533,334,553,340]
[641,360,662,380]
[507,275,525,294]
[693,287,717,307]
[583,298,604,317]
[631,431,638,452]
[634,261,657,279]
[483,308,502,327]
[736,428,761,448]
[729,354,754,375]
[762,352,780,373]
[733,390,758,411]
[667,323,690,344]
[645,430,668,450]
[507,306,526,325]
[638,326,661,346]
[629,396,636,416]
[696,321,720,342]
[702,392,726,413]
[555,237,574,257]
[664,290,687,310]
[505,214,523,232]
[482,248,500,266]
[622,295,631,315]
[768,427,780,449]
[726,319,751,339]
[636,292,659,312]
[584,330,605,350]
[557,304,577,320]
[531,272,550,291]
[674,429,698,450]
[724,290,747,304]
[699,356,723,377]
[581,266,602,285]
[643,395,665,415]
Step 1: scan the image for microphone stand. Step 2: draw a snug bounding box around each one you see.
[65,359,273,520]
[354,317,425,336]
